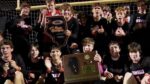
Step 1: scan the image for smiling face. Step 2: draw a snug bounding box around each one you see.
[61,3,73,21]
[137,1,147,14]
[62,9,72,21]
[30,46,39,59]
[83,43,94,53]
[137,5,146,14]
[50,48,62,60]
[82,37,95,53]
[46,1,55,11]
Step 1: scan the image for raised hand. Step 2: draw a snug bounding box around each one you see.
[44,57,52,72]
[141,74,150,84]
[65,29,72,37]
[29,72,35,79]
[94,51,102,63]
[91,25,99,35]
[97,25,104,34]
[115,27,126,36]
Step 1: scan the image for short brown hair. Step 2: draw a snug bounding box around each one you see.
[137,1,147,7]
[82,37,95,46]
[108,41,120,48]
[30,43,39,51]
[115,7,125,13]
[103,5,111,12]
[45,0,55,3]
[61,3,74,13]
[0,40,14,48]
[20,2,30,9]
[92,3,102,8]
[128,42,142,53]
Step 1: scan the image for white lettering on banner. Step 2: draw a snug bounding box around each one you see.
[132,69,145,75]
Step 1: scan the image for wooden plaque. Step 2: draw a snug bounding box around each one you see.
[62,51,101,83]
[46,16,68,47]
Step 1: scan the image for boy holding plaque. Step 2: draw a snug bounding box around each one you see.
[80,37,104,84]
[81,37,102,63]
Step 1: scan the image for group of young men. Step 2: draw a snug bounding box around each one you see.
[0,0,150,84]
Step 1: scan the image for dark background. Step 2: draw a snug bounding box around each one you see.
[0,0,149,32]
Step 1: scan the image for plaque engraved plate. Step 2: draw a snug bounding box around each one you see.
[63,51,101,83]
